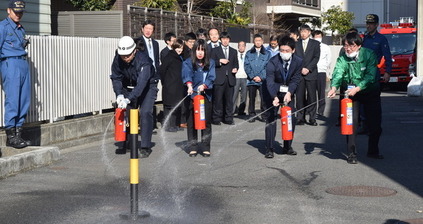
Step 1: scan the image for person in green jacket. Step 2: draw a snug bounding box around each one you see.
[328,32,383,164]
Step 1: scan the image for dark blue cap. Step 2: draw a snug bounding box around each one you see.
[8,0,26,12]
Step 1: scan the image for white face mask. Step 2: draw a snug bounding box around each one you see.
[314,38,322,43]
[280,52,292,61]
[346,51,358,59]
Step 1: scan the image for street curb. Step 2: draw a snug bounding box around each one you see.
[0,147,61,179]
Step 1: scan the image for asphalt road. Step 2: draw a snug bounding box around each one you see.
[0,91,422,224]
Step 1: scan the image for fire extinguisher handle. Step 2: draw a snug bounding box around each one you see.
[344,91,350,99]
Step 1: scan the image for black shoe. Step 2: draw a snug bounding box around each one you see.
[223,121,235,125]
[248,116,256,123]
[15,127,31,146]
[367,154,384,159]
[264,149,274,158]
[189,150,198,157]
[165,126,179,132]
[347,154,358,164]
[202,151,211,157]
[282,147,297,155]
[115,147,127,154]
[307,120,318,126]
[296,120,305,125]
[212,121,221,125]
[255,117,264,122]
[238,112,247,116]
[139,148,152,158]
[5,128,27,149]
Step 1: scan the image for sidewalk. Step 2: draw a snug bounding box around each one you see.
[0,91,422,224]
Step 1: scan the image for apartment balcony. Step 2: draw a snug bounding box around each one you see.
[267,0,321,17]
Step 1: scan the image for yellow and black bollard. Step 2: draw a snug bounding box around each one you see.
[120,109,150,220]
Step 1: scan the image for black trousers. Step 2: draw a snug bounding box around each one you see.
[213,76,234,123]
[247,85,266,117]
[265,93,296,150]
[187,96,213,151]
[163,104,181,130]
[346,88,382,156]
[296,77,317,122]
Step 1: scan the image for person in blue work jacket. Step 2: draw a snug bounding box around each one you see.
[0,0,31,149]
[182,39,216,157]
[110,36,158,158]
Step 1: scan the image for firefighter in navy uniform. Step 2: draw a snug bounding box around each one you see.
[110,36,158,158]
[0,0,31,149]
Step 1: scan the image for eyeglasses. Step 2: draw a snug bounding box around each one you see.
[343,44,358,50]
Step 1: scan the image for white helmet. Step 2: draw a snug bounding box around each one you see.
[117,36,136,55]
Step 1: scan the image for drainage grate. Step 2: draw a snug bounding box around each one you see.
[325,185,397,197]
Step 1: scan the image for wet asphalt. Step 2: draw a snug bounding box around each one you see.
[0,90,422,224]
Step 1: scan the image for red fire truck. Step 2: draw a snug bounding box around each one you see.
[379,17,416,88]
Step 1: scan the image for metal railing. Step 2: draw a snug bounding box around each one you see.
[0,35,118,126]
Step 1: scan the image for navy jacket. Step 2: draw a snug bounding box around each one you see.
[265,54,302,100]
[363,31,392,74]
[182,58,216,101]
[110,51,155,102]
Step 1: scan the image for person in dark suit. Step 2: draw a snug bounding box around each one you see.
[294,25,320,126]
[207,28,220,52]
[159,39,185,132]
[134,20,161,133]
[210,32,239,125]
[160,32,176,63]
[135,20,160,74]
[182,32,197,60]
[264,36,302,158]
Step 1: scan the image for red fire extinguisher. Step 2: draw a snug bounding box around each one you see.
[340,94,353,135]
[115,108,126,141]
[193,94,206,130]
[280,105,293,140]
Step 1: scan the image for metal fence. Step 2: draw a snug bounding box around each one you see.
[0,35,118,126]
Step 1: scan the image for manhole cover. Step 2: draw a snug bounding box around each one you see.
[326,185,397,197]
[402,218,423,224]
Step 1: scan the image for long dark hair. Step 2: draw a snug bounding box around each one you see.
[191,39,210,71]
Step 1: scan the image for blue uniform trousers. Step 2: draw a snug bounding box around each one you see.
[0,58,30,128]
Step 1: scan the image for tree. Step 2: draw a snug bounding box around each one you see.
[66,0,114,11]
[321,5,355,43]
[134,0,178,11]
[210,0,252,26]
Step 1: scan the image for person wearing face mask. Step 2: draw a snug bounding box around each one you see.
[312,30,332,117]
[328,32,383,164]
[263,36,302,158]
[159,39,185,132]
[110,36,157,157]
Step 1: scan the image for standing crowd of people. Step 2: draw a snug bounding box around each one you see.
[0,1,389,165]
[109,13,391,164]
